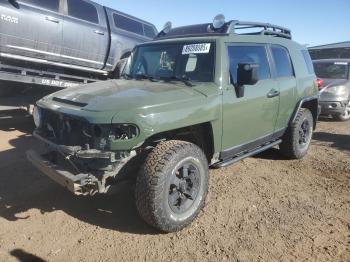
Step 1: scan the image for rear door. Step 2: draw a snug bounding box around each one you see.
[0,0,63,61]
[61,0,109,69]
[221,44,279,157]
[270,45,297,131]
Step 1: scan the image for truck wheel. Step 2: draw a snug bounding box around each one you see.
[135,140,208,232]
[333,100,350,121]
[279,108,314,159]
[113,58,128,79]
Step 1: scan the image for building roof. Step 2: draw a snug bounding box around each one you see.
[309,41,350,50]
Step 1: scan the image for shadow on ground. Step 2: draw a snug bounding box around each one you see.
[0,110,156,235]
[0,109,34,133]
[313,131,350,152]
[10,249,46,262]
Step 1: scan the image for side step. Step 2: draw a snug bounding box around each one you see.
[212,139,282,169]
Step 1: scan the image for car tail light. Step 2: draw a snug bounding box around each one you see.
[315,78,324,90]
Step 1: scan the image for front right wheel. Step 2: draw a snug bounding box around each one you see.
[135,140,208,232]
[279,108,314,159]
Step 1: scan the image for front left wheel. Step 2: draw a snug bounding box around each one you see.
[135,140,208,232]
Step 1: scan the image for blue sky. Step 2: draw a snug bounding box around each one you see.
[95,0,350,47]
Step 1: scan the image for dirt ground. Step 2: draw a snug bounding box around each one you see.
[0,110,349,262]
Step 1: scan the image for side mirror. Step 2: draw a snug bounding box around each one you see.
[235,63,259,98]
[8,0,19,8]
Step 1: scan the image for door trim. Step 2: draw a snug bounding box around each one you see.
[0,52,108,74]
[6,45,104,65]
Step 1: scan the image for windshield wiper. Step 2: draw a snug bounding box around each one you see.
[164,76,195,87]
[135,74,159,82]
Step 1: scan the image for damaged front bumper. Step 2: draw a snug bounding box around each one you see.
[26,131,136,196]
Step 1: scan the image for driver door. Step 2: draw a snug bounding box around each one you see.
[221,44,279,157]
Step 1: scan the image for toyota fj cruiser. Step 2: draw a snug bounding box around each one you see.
[27,15,319,232]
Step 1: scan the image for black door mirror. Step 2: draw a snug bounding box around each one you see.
[234,63,259,98]
[237,63,259,86]
[8,0,19,8]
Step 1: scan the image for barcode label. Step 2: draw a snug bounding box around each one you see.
[182,43,211,54]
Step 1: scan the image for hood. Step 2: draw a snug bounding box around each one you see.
[319,78,350,101]
[42,79,211,113]
[321,78,349,88]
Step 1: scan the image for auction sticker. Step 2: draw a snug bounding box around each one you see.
[182,43,211,54]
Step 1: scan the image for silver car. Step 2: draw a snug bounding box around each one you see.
[313,59,350,121]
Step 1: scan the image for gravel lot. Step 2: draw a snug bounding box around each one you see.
[0,110,349,262]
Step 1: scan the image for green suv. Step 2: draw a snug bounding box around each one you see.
[27,16,319,232]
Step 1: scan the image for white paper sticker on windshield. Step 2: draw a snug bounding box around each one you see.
[334,62,348,65]
[182,43,211,55]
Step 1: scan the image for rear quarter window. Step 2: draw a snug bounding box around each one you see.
[113,14,144,36]
[68,0,99,24]
[271,46,294,78]
[302,50,315,74]
[143,24,156,38]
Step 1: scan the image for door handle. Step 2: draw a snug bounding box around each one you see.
[45,16,60,23]
[94,30,105,35]
[267,89,280,98]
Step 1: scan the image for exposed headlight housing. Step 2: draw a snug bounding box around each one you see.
[112,124,139,140]
[33,106,42,128]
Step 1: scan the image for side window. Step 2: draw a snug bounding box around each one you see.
[302,50,315,74]
[228,45,271,85]
[143,24,156,38]
[271,46,294,78]
[68,0,99,24]
[19,0,59,12]
[113,14,143,36]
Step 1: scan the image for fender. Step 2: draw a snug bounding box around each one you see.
[290,95,319,128]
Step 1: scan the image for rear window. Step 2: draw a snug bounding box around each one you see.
[143,24,156,38]
[271,46,294,78]
[302,50,315,74]
[113,14,143,36]
[68,0,99,24]
[20,0,59,12]
[313,62,349,79]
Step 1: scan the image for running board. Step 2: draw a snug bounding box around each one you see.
[212,139,282,169]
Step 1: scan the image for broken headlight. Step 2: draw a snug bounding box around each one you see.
[110,124,139,140]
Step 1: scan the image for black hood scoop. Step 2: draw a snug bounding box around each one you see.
[53,97,88,107]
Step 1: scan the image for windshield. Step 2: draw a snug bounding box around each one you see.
[124,42,215,83]
[313,62,349,79]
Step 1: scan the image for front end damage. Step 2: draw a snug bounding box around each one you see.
[27,107,138,195]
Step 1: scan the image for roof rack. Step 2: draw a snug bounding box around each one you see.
[228,21,292,39]
[155,18,292,40]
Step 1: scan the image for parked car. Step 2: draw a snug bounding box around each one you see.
[313,59,350,121]
[0,0,157,110]
[27,16,319,232]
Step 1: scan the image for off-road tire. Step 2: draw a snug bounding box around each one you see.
[279,108,314,159]
[333,100,350,121]
[113,58,128,79]
[135,140,208,232]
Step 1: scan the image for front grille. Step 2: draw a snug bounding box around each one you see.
[39,108,94,147]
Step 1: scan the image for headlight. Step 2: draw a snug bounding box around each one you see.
[33,106,42,128]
